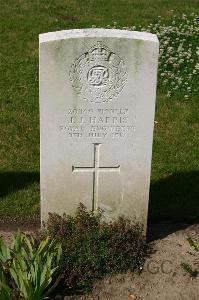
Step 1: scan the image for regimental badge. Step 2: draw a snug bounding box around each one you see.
[69,41,128,103]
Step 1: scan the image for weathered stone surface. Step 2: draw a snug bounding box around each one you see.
[39,29,159,227]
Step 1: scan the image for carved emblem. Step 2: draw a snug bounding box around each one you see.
[69,41,127,103]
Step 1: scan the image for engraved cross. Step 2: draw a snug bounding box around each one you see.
[72,143,120,211]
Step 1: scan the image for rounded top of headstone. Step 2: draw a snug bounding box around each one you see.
[39,28,159,44]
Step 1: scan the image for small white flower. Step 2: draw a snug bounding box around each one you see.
[195,63,199,70]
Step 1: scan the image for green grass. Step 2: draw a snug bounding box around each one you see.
[0,0,199,222]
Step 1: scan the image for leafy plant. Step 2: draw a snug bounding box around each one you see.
[180,237,199,278]
[181,262,198,278]
[43,204,148,293]
[0,238,12,300]
[0,232,62,300]
[187,237,199,252]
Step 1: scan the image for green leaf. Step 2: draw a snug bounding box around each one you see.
[0,238,11,263]
[187,238,199,252]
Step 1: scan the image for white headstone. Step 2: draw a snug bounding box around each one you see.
[39,29,159,228]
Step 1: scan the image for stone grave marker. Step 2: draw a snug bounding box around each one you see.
[39,29,159,228]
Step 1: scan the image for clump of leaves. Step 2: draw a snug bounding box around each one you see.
[0,238,13,299]
[181,263,198,278]
[0,231,62,300]
[43,203,148,293]
[180,236,199,278]
[187,237,199,252]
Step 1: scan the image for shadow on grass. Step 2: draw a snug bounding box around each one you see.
[0,170,198,223]
[0,171,39,198]
[147,170,199,241]
[148,170,199,223]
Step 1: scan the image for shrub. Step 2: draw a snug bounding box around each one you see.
[0,231,62,300]
[43,204,148,293]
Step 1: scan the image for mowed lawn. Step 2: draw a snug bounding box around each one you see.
[0,0,199,221]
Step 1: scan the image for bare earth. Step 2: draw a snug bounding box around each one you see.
[0,223,198,300]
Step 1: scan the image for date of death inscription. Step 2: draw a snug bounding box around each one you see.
[59,108,135,139]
